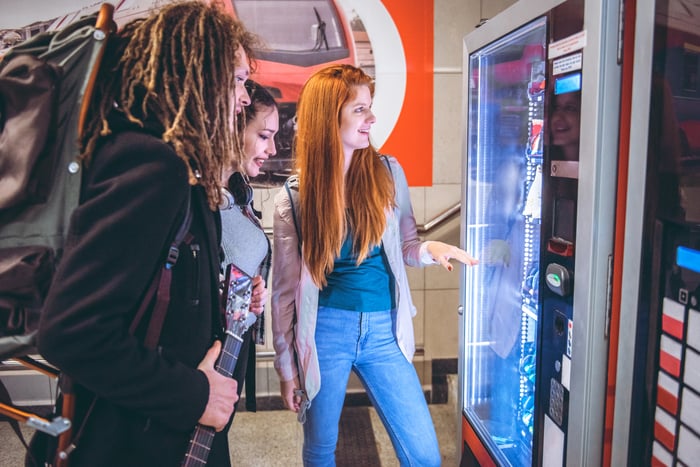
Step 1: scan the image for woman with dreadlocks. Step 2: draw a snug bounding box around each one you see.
[36,2,257,466]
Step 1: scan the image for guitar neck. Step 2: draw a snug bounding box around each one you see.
[181,330,245,466]
[181,424,216,467]
[182,261,252,466]
[215,329,245,377]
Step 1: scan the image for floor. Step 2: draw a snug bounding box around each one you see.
[1,376,461,466]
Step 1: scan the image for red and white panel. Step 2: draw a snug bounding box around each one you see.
[651,440,673,467]
[662,297,685,340]
[659,335,683,378]
[654,406,677,452]
[656,371,680,416]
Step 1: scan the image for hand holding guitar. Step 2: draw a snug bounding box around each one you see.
[196,341,238,432]
[249,275,267,316]
[182,264,253,466]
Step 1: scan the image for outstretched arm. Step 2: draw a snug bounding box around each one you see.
[425,241,479,271]
[387,156,478,271]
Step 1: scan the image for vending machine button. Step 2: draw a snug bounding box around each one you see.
[546,263,572,296]
[548,274,561,288]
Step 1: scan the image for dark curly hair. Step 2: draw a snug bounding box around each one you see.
[239,80,278,129]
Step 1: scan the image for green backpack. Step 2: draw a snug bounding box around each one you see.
[0,7,195,462]
[0,5,117,456]
[0,7,115,359]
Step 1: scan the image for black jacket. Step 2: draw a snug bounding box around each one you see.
[37,125,230,466]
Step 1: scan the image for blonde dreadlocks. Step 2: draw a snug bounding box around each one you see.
[81,1,257,210]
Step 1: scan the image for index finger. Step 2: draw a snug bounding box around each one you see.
[454,249,479,266]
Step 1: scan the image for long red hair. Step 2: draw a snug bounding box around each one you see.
[294,64,395,287]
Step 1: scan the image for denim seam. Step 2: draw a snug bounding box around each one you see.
[356,371,414,466]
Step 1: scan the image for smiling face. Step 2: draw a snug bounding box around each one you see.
[550,91,581,153]
[223,46,252,181]
[339,84,376,167]
[241,105,279,178]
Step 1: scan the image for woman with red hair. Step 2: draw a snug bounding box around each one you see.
[272,64,477,466]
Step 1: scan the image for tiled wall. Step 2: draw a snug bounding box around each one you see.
[252,0,517,397]
[420,0,517,363]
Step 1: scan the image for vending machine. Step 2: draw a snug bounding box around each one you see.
[610,0,700,465]
[458,0,622,465]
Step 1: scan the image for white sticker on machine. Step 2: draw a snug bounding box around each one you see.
[553,52,583,76]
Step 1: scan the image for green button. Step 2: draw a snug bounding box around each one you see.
[547,273,561,287]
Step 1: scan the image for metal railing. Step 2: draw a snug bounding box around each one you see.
[263,202,462,236]
[417,203,461,234]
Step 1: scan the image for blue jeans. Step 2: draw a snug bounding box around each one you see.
[303,306,441,467]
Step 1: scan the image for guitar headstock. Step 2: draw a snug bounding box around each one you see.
[222,263,254,335]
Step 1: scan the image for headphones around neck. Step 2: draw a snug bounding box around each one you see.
[221,171,253,210]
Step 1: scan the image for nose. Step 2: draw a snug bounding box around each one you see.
[367,109,376,124]
[268,138,277,156]
[238,87,251,107]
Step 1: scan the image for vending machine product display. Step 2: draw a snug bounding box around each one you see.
[460,17,547,466]
[459,0,622,465]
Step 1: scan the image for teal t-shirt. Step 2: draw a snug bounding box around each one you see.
[319,233,395,311]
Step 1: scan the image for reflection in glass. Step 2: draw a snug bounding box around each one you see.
[463,17,546,466]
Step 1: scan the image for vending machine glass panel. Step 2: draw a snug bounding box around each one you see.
[462,16,546,467]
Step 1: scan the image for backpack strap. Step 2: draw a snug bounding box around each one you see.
[129,191,193,348]
[52,191,193,464]
[380,154,393,178]
[284,176,302,256]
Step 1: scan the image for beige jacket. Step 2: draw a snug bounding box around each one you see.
[271,156,433,403]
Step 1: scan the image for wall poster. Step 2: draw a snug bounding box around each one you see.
[0,0,434,186]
